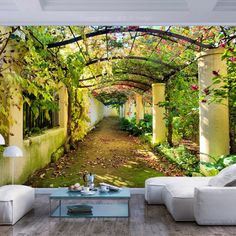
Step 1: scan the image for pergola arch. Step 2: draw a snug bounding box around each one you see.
[47,27,215,50]
[85,56,178,69]
[79,79,151,90]
[92,83,148,93]
[79,71,162,83]
[45,26,205,89]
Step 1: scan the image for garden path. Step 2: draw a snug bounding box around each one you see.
[25,117,184,188]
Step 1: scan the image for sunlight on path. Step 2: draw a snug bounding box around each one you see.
[26,117,178,188]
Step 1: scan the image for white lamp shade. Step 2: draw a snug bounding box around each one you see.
[3,145,23,158]
[0,134,5,145]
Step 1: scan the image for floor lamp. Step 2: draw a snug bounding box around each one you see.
[3,145,23,185]
[0,134,5,145]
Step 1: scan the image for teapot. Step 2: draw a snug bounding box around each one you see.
[83,173,95,189]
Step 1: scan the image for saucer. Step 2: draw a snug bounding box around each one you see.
[80,190,96,195]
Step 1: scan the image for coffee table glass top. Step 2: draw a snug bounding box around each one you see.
[50,188,130,199]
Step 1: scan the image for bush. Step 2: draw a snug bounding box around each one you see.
[154,143,199,175]
[120,114,153,137]
[138,114,152,133]
[119,118,131,131]
[140,133,152,143]
[200,155,236,176]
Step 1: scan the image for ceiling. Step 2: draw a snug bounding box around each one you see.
[0,0,236,25]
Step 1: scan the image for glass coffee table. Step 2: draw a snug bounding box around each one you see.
[49,188,131,218]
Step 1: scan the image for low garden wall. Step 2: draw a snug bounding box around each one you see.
[0,93,117,185]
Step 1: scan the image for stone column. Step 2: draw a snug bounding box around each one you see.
[0,27,24,147]
[58,83,68,129]
[122,104,125,118]
[198,48,229,165]
[136,93,144,124]
[124,101,130,119]
[152,83,166,145]
[8,86,23,147]
[119,104,124,118]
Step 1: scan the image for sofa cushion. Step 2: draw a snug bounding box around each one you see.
[145,177,190,204]
[208,164,236,187]
[0,185,33,201]
[194,186,236,225]
[163,184,195,221]
[0,185,35,225]
[145,177,211,204]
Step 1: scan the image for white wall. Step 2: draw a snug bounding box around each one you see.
[88,97,119,129]
[104,106,119,117]
[88,96,105,128]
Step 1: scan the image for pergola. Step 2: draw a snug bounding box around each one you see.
[1,25,232,172]
[44,26,231,169]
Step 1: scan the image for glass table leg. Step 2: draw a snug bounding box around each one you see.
[128,199,130,217]
[59,200,61,217]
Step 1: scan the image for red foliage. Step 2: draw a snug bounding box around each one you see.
[229,56,236,62]
[191,84,198,91]
[219,42,226,48]
[203,88,210,95]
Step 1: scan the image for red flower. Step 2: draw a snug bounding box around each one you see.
[201,99,207,103]
[191,85,198,91]
[203,88,210,95]
[212,70,220,76]
[229,57,236,62]
[219,42,226,48]
[92,91,98,96]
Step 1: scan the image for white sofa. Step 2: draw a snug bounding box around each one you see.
[145,164,236,225]
[0,185,35,225]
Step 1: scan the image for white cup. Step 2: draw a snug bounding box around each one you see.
[83,187,90,192]
[100,185,108,192]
